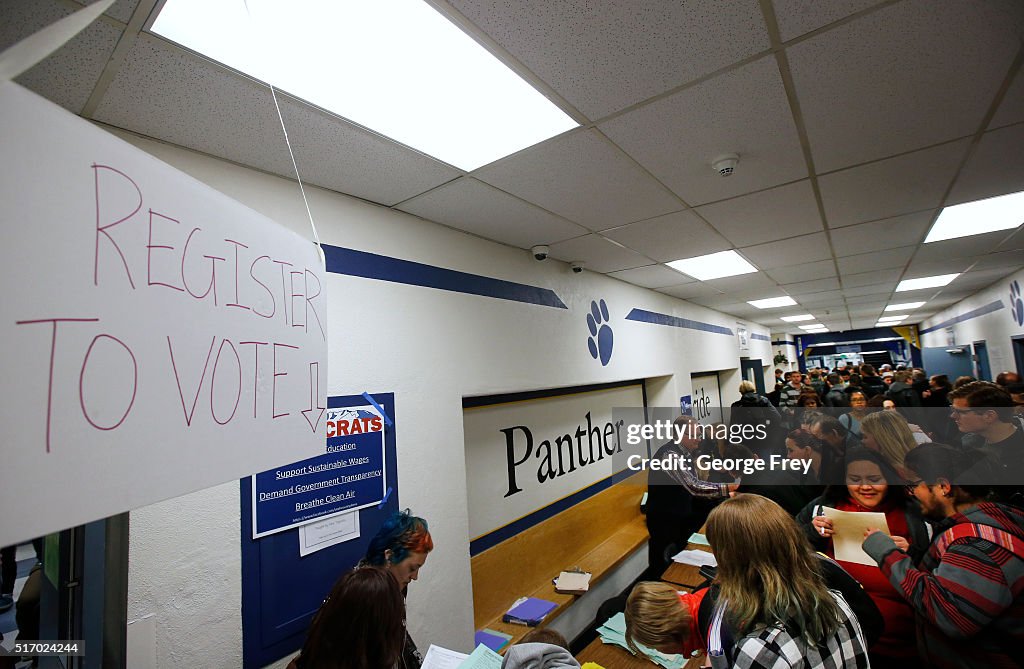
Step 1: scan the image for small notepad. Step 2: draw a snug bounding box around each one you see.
[554,570,591,594]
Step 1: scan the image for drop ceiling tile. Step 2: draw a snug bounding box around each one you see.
[903,257,977,278]
[696,180,822,246]
[771,0,885,41]
[951,267,1018,291]
[819,139,970,228]
[475,129,681,230]
[990,69,1024,129]
[447,0,769,119]
[767,259,837,284]
[2,0,123,113]
[277,96,462,206]
[835,245,914,273]
[657,282,727,301]
[847,305,884,316]
[397,178,586,248]
[740,232,832,270]
[599,55,807,205]
[784,277,842,295]
[706,272,781,298]
[971,249,1024,271]
[788,0,1024,172]
[547,234,651,273]
[796,290,844,305]
[946,124,1024,206]
[602,210,731,263]
[997,227,1024,252]
[607,265,694,289]
[841,283,894,298]
[913,231,1010,263]
[828,211,934,256]
[841,268,903,288]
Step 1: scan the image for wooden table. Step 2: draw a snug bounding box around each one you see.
[576,637,705,669]
[573,531,712,668]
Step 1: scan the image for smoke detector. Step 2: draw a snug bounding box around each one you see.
[712,153,739,177]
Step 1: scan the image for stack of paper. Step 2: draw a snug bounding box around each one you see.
[473,628,512,653]
[554,570,592,595]
[503,596,558,626]
[596,612,686,669]
[671,549,717,567]
[687,532,711,547]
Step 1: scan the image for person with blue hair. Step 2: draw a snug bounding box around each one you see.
[361,510,434,669]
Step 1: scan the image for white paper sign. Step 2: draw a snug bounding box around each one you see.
[0,82,327,545]
[298,510,361,557]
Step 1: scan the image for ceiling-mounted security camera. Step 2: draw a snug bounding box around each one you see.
[531,245,550,261]
[711,153,739,177]
[570,261,586,274]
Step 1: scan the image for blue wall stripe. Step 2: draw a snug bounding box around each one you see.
[322,244,567,309]
[469,469,636,556]
[751,333,770,341]
[920,300,1004,334]
[772,340,795,346]
[625,308,734,335]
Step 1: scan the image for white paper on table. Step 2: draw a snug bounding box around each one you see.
[298,510,360,557]
[554,571,592,592]
[823,506,890,566]
[671,549,717,567]
[422,645,469,669]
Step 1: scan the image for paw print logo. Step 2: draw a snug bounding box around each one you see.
[1011,281,1024,327]
[587,299,614,366]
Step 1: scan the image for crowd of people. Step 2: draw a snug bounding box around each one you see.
[287,363,1024,669]
[637,364,1024,668]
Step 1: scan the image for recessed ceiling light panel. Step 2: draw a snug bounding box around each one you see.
[877,315,908,321]
[798,324,825,330]
[780,314,814,322]
[895,274,958,292]
[925,190,1024,242]
[666,250,758,281]
[747,296,797,309]
[885,302,925,311]
[151,0,578,170]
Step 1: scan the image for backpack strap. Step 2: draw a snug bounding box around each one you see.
[934,523,1024,561]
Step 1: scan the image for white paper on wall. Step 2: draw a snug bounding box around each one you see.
[0,82,327,545]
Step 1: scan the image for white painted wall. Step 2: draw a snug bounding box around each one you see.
[108,127,775,668]
[920,267,1024,375]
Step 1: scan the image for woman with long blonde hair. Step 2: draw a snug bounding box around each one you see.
[706,494,870,668]
[860,410,918,476]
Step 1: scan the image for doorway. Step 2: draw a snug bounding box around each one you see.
[740,358,765,395]
[973,341,991,382]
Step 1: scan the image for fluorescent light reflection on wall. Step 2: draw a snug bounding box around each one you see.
[151,0,578,170]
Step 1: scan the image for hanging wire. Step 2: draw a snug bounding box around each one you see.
[242,0,323,264]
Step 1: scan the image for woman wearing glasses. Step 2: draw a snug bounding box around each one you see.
[796,448,931,668]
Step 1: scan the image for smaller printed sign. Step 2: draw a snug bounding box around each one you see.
[252,405,386,538]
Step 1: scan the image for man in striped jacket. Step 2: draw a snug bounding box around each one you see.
[862,443,1024,669]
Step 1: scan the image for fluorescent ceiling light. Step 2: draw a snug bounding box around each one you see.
[780,314,814,322]
[798,324,825,330]
[666,250,758,281]
[151,0,577,170]
[895,274,959,292]
[747,296,797,309]
[925,190,1024,242]
[876,321,903,327]
[877,315,908,321]
[885,302,925,311]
